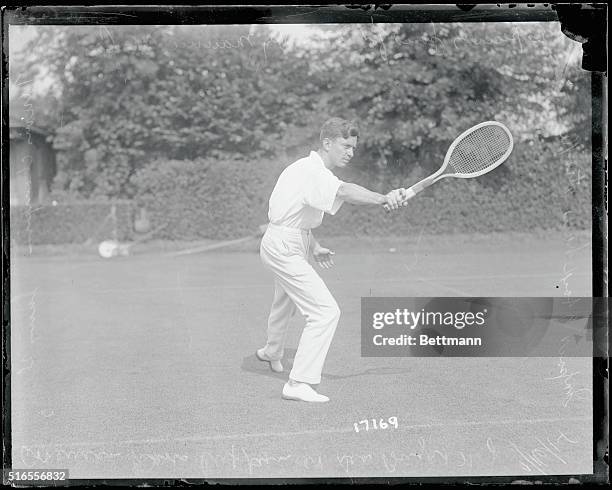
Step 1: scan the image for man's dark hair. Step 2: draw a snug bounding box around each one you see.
[320,117,359,145]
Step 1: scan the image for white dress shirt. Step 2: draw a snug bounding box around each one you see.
[268,150,344,230]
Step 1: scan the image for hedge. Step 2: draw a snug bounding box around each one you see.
[131,156,285,240]
[10,200,134,245]
[9,138,591,245]
[318,138,592,236]
[129,138,590,241]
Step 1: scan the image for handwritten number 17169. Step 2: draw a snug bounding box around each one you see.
[353,417,398,433]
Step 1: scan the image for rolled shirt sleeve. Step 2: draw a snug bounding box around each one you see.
[303,170,344,214]
[328,193,344,215]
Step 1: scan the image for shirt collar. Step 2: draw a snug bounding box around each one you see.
[309,150,326,168]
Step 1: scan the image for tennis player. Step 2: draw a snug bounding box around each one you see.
[257,117,408,402]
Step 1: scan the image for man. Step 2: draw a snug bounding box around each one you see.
[257,117,408,402]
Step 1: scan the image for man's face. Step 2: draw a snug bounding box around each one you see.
[326,136,357,168]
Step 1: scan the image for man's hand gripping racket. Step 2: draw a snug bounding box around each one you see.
[384,121,514,210]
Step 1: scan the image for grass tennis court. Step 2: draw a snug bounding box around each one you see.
[10,230,593,479]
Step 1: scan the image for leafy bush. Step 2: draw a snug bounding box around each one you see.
[319,138,591,236]
[131,156,285,240]
[129,138,589,241]
[10,200,133,245]
[9,137,590,246]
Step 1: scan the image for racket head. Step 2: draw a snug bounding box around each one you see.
[441,121,513,178]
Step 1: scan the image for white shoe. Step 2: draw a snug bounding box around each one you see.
[282,382,329,403]
[256,348,283,373]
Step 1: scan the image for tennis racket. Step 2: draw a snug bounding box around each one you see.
[384,121,513,210]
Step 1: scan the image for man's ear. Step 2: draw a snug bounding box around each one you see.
[321,138,331,151]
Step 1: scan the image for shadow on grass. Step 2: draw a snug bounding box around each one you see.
[323,366,414,380]
[240,349,296,381]
[242,348,413,381]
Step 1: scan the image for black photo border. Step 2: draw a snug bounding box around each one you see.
[1,3,608,486]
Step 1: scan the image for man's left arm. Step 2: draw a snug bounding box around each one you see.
[310,233,335,269]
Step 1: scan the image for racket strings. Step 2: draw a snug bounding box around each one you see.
[448,126,511,175]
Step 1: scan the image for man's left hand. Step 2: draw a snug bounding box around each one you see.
[313,244,335,269]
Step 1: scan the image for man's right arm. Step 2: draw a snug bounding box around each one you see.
[337,182,407,209]
[337,182,387,206]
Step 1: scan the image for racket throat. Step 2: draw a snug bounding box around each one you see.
[410,177,435,195]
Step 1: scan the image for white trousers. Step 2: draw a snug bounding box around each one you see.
[259,224,340,384]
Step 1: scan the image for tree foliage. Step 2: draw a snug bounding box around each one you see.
[11,21,590,199]
[13,25,319,198]
[312,22,590,174]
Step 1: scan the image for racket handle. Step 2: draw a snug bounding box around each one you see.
[410,179,434,195]
[404,188,417,200]
[382,187,417,211]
